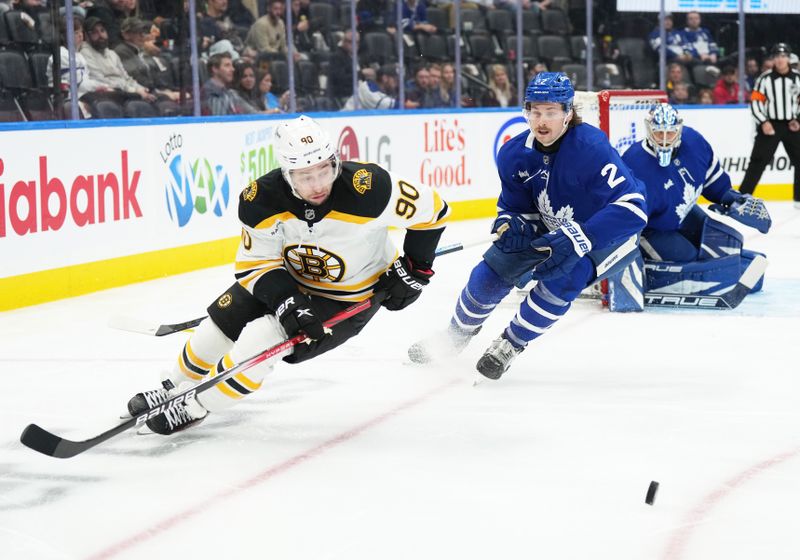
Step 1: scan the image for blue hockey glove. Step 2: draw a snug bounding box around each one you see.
[710,191,771,234]
[491,213,537,253]
[530,222,593,281]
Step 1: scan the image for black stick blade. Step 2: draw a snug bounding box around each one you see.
[20,424,68,458]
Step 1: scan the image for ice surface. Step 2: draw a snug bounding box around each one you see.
[1,204,799,560]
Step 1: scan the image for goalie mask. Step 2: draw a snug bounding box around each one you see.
[645,103,683,167]
[273,115,342,199]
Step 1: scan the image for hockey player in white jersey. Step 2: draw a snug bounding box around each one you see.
[605,103,771,311]
[128,115,450,434]
[409,73,648,380]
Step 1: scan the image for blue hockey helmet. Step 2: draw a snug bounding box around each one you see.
[645,103,683,167]
[524,72,575,113]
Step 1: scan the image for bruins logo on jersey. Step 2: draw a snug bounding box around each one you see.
[243,181,258,202]
[283,245,346,282]
[352,168,373,195]
[217,292,233,308]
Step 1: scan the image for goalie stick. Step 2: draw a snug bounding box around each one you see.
[109,234,499,337]
[20,299,375,459]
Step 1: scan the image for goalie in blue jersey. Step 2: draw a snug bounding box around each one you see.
[604,103,771,312]
[408,72,648,380]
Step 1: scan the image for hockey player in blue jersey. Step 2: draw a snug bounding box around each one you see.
[605,103,771,311]
[408,72,648,380]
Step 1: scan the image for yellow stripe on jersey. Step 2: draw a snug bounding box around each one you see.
[216,381,244,399]
[178,354,205,381]
[409,191,450,231]
[186,341,214,370]
[235,258,283,272]
[324,210,375,225]
[286,265,386,292]
[254,211,295,230]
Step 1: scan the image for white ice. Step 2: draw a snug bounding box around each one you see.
[1,205,799,560]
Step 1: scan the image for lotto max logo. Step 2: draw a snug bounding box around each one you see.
[164,154,231,227]
[493,116,529,164]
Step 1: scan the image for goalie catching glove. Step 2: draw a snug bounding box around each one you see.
[376,255,434,311]
[709,191,771,234]
[275,292,325,340]
[530,221,593,281]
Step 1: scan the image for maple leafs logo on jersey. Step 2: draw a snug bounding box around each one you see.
[674,167,703,222]
[537,189,575,231]
[517,170,530,180]
[663,179,674,190]
[352,169,373,195]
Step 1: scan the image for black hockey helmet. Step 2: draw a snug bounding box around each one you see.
[771,43,791,56]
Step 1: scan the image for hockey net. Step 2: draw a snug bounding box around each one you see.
[574,90,668,154]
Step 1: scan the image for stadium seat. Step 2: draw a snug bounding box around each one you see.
[541,8,570,35]
[460,6,487,34]
[0,11,10,46]
[0,49,33,89]
[309,2,339,32]
[519,10,542,37]
[595,63,626,88]
[616,37,649,62]
[692,64,721,88]
[20,90,53,120]
[537,35,572,66]
[560,63,587,90]
[417,33,448,62]
[156,99,182,117]
[0,94,24,121]
[124,99,158,118]
[425,7,450,34]
[487,9,513,38]
[360,31,395,65]
[569,35,600,63]
[468,34,495,63]
[296,59,319,95]
[92,99,124,119]
[38,11,55,44]
[4,11,39,47]
[269,59,289,93]
[504,34,538,63]
[28,51,50,88]
[447,35,468,61]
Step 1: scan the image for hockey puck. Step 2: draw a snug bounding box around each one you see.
[645,481,659,505]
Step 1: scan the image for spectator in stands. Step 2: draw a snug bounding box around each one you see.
[201,52,258,115]
[86,0,137,48]
[47,15,105,114]
[115,17,180,103]
[527,61,549,82]
[647,13,691,64]
[234,59,262,110]
[329,29,358,100]
[80,17,156,103]
[669,82,691,105]
[481,64,515,107]
[712,65,740,104]
[761,57,774,74]
[356,0,389,33]
[745,57,760,91]
[682,11,718,65]
[290,0,314,54]
[697,87,713,104]
[342,64,399,110]
[258,70,284,113]
[405,65,431,109]
[246,0,288,55]
[387,0,437,36]
[199,0,249,50]
[665,62,688,98]
[436,62,457,107]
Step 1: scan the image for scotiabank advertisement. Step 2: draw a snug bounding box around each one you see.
[0,107,792,285]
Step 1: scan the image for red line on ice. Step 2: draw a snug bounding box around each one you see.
[662,445,800,559]
[85,378,459,560]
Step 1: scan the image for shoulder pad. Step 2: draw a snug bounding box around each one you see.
[238,169,293,228]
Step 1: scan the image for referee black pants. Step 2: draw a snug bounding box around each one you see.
[739,121,800,201]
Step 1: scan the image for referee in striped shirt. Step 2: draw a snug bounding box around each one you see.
[740,43,800,207]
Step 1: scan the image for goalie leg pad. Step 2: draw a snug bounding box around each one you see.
[640,230,698,262]
[699,212,743,260]
[741,249,767,293]
[644,254,743,296]
[196,315,289,413]
[604,253,645,312]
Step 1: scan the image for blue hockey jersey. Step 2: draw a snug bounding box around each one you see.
[496,123,648,250]
[621,126,731,232]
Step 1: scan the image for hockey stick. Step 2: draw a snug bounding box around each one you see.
[20,298,375,459]
[109,234,498,337]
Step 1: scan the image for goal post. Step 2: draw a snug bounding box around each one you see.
[574,89,668,155]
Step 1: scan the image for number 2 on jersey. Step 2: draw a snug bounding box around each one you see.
[601,163,626,188]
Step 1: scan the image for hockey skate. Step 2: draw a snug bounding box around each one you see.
[475,334,524,380]
[128,380,208,435]
[408,325,481,364]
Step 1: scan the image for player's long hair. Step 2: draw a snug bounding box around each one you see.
[567,108,583,128]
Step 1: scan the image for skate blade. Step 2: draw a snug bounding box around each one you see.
[136,425,156,435]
